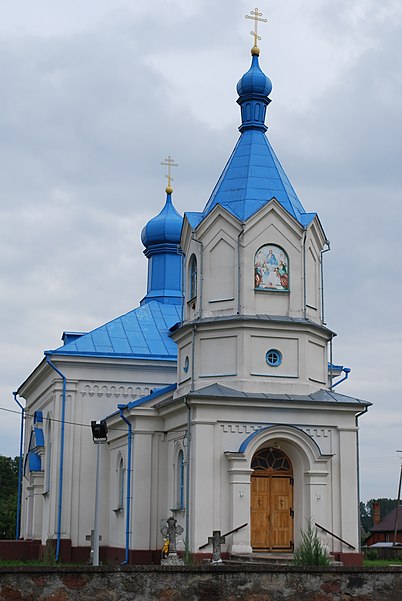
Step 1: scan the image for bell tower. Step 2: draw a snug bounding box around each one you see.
[172,21,333,398]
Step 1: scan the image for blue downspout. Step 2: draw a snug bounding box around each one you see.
[332,367,351,388]
[13,392,25,540]
[118,404,132,565]
[45,354,67,562]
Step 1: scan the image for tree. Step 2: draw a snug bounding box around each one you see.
[0,456,19,539]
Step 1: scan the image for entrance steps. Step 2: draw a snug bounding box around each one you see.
[227,552,294,566]
[225,552,343,567]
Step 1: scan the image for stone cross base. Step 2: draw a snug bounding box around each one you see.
[161,553,184,566]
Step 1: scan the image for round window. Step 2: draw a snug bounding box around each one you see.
[183,356,189,373]
[266,349,282,367]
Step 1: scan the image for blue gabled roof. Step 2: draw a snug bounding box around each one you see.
[126,383,177,409]
[49,300,181,361]
[203,128,316,226]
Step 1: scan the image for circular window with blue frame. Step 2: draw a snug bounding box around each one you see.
[266,349,282,367]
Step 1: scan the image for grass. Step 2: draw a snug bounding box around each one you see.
[363,559,402,567]
[0,560,81,567]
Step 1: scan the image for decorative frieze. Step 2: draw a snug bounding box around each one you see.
[303,427,332,454]
[220,423,333,454]
[81,384,151,400]
[220,424,263,435]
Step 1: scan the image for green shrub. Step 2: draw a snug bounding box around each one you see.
[364,548,379,561]
[294,519,330,566]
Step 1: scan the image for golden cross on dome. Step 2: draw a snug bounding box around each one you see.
[245,7,267,51]
[160,155,178,192]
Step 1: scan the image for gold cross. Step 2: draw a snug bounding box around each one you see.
[160,155,178,190]
[245,7,267,49]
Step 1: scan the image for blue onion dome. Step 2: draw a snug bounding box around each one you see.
[236,53,272,97]
[141,192,182,247]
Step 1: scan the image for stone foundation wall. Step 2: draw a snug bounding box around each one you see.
[1,565,402,601]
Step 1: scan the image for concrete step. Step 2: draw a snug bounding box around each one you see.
[226,552,343,567]
[228,552,294,566]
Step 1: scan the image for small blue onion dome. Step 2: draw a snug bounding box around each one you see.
[236,54,272,97]
[141,193,182,247]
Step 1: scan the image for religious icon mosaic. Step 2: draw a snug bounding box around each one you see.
[254,244,289,291]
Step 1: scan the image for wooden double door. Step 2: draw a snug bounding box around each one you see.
[250,449,294,551]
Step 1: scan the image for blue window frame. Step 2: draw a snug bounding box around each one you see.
[189,254,197,300]
[266,349,282,367]
[178,450,185,509]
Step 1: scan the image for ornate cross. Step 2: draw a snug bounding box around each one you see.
[160,516,183,554]
[160,155,178,189]
[208,530,226,564]
[245,7,267,49]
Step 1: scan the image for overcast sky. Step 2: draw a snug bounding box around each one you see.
[0,0,401,503]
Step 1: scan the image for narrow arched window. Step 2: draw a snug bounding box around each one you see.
[189,254,197,300]
[117,455,124,510]
[44,416,52,494]
[177,450,185,509]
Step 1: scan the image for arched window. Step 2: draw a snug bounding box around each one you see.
[116,455,125,511]
[251,447,292,475]
[177,449,185,509]
[188,254,197,300]
[44,415,52,494]
[254,244,289,291]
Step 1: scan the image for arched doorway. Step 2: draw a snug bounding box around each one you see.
[251,447,294,551]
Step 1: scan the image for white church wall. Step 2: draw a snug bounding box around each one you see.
[176,318,330,396]
[19,354,179,551]
[180,398,361,554]
[242,202,304,318]
[108,439,129,550]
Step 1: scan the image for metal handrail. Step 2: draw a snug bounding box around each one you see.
[315,522,356,550]
[199,523,248,550]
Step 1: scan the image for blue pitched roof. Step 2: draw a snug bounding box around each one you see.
[202,128,316,226]
[48,300,181,361]
[184,211,204,229]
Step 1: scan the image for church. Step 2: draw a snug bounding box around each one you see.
[15,13,370,566]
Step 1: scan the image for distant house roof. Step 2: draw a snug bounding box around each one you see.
[370,506,402,532]
[47,300,181,361]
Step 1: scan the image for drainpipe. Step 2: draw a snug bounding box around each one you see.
[332,367,351,388]
[320,240,330,325]
[45,354,67,562]
[13,392,25,540]
[355,407,368,552]
[302,228,307,318]
[118,404,132,565]
[184,397,192,555]
[237,224,245,315]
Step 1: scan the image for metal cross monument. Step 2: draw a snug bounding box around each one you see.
[161,155,178,190]
[245,7,267,49]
